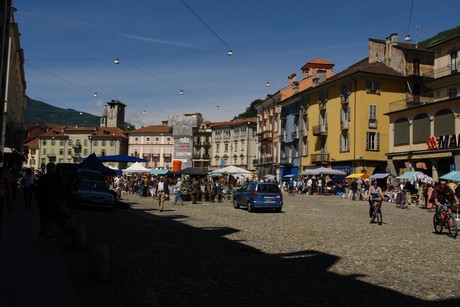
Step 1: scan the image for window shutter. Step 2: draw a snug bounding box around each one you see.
[347,107,351,121]
[340,108,343,122]
[377,133,380,150]
[347,132,350,151]
[340,134,343,152]
[366,132,370,150]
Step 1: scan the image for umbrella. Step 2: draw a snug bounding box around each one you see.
[370,173,391,180]
[211,165,252,175]
[440,171,460,182]
[397,171,432,184]
[175,167,208,176]
[299,167,346,176]
[97,154,148,163]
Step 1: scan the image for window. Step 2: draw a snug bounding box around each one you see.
[59,149,64,155]
[366,80,381,94]
[51,139,55,146]
[134,137,138,144]
[216,143,220,152]
[167,137,171,144]
[369,105,377,128]
[451,51,458,73]
[448,87,458,98]
[340,83,351,102]
[234,142,238,151]
[366,132,380,151]
[146,137,150,144]
[318,91,328,107]
[413,114,430,144]
[94,140,98,146]
[110,140,115,146]
[340,133,350,152]
[101,149,106,156]
[76,140,80,147]
[43,140,47,146]
[67,149,72,155]
[434,109,455,137]
[155,137,159,144]
[84,140,88,146]
[224,143,228,152]
[102,140,106,146]
[59,140,64,146]
[83,149,88,156]
[394,118,409,146]
[43,148,47,154]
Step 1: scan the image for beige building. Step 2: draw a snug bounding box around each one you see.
[128,123,173,169]
[210,118,257,171]
[386,33,460,180]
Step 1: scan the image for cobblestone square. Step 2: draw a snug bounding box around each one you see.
[61,193,460,306]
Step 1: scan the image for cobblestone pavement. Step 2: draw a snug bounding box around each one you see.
[60,192,460,306]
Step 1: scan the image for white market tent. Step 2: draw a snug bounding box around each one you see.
[122,162,151,173]
[211,165,252,175]
[299,167,346,176]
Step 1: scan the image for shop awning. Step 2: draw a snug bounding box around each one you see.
[440,171,460,182]
[346,173,369,179]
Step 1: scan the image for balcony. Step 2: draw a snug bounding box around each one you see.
[253,156,273,165]
[193,154,201,159]
[291,130,300,140]
[310,153,330,163]
[340,94,349,104]
[312,125,327,136]
[388,93,434,112]
[258,131,273,141]
[368,118,377,129]
[163,153,172,159]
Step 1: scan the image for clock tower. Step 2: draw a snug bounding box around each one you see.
[101,99,126,129]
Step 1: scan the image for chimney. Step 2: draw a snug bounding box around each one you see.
[390,33,398,44]
[288,73,296,86]
[292,81,299,94]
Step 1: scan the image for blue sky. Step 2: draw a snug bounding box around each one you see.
[16,0,459,128]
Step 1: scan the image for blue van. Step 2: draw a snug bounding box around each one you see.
[233,182,283,212]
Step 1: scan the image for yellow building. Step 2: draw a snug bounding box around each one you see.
[301,33,433,177]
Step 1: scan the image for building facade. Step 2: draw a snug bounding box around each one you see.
[128,123,173,169]
[386,34,460,181]
[192,122,212,170]
[210,118,257,171]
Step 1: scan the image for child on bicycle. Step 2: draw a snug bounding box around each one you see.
[433,179,460,221]
[368,180,384,219]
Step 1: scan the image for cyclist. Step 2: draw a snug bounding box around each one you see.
[433,179,460,222]
[368,180,384,220]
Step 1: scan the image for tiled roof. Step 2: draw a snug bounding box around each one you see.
[23,137,39,149]
[129,125,172,134]
[38,126,127,139]
[210,117,257,128]
[321,58,404,85]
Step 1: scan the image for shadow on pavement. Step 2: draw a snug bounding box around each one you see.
[58,205,460,306]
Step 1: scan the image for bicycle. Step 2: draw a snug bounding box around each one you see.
[396,190,409,209]
[433,202,458,239]
[370,197,383,225]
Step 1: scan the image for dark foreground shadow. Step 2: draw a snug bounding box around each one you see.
[59,206,460,307]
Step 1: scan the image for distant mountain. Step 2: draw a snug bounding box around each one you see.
[25,98,101,127]
[419,25,460,47]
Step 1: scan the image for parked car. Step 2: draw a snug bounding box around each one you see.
[233,182,283,212]
[71,179,115,210]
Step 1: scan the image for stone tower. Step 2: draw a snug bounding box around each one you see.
[101,100,126,129]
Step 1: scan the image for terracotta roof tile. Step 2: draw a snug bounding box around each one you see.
[129,125,172,134]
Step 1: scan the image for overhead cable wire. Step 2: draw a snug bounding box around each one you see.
[179,0,232,50]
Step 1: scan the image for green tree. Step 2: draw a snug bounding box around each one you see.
[233,99,261,120]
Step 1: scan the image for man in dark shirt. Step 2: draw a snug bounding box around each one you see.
[432,179,460,220]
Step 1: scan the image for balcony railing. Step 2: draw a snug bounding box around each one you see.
[388,93,434,112]
[310,153,330,163]
[253,156,274,165]
[291,131,300,139]
[258,131,273,141]
[312,125,328,136]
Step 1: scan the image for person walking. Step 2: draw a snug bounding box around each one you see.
[191,177,200,204]
[35,162,63,238]
[156,176,167,212]
[173,178,184,205]
[351,179,358,201]
[20,168,36,208]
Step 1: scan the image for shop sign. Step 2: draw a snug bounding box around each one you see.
[428,134,460,150]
